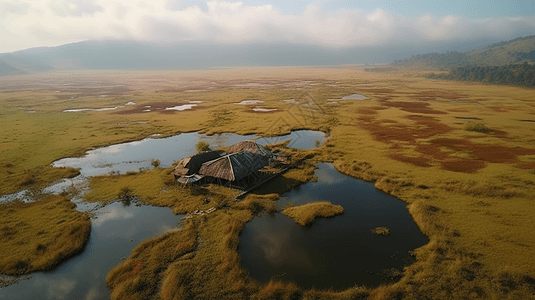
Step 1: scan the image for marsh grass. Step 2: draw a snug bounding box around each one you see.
[0,195,90,275]
[1,69,535,298]
[371,227,390,236]
[282,201,344,226]
[150,159,160,168]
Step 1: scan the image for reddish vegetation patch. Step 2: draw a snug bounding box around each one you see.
[430,138,535,164]
[415,144,450,160]
[441,159,486,173]
[356,108,380,115]
[379,100,446,114]
[356,106,388,115]
[388,154,432,167]
[516,162,535,169]
[356,108,535,172]
[415,90,466,100]
[488,128,508,139]
[357,116,376,122]
[489,107,509,112]
[115,102,201,114]
[358,115,453,145]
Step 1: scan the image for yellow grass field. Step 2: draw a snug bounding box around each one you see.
[1,67,535,298]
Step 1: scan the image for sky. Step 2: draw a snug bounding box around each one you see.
[1,0,534,54]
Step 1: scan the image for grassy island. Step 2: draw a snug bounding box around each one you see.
[282,201,344,226]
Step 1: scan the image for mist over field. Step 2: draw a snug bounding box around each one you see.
[1,0,534,73]
[0,38,506,72]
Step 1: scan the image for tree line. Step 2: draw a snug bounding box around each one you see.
[427,63,535,88]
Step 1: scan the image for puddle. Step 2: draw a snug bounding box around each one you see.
[63,107,119,112]
[256,130,325,150]
[165,104,197,111]
[282,99,298,104]
[252,107,277,112]
[63,102,138,113]
[239,163,427,290]
[234,100,264,105]
[342,94,367,100]
[53,131,324,176]
[0,189,34,204]
[0,202,183,300]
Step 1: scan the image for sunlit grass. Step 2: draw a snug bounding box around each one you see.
[1,68,535,298]
[0,195,90,275]
[283,201,344,226]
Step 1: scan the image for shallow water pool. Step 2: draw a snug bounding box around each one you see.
[239,163,427,290]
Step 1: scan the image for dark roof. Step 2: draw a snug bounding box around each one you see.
[174,151,220,177]
[198,151,270,181]
[227,140,272,157]
[186,151,221,175]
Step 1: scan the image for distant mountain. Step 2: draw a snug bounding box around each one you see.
[0,37,530,76]
[0,61,25,76]
[0,53,54,75]
[0,37,504,76]
[392,36,535,70]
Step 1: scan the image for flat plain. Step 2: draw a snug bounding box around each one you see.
[1,67,534,299]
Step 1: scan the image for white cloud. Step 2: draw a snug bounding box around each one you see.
[0,0,534,53]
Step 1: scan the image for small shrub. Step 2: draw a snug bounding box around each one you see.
[118,186,135,202]
[151,159,160,168]
[196,141,211,153]
[314,140,321,147]
[464,122,490,133]
[19,173,35,186]
[371,227,390,235]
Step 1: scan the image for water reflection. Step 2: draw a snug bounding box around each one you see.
[92,205,134,227]
[1,203,182,300]
[53,131,324,176]
[256,130,325,150]
[240,163,428,290]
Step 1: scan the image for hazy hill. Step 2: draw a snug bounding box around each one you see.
[392,35,535,70]
[0,61,25,76]
[0,38,502,76]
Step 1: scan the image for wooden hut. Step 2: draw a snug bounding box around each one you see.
[198,150,270,189]
[227,140,273,158]
[174,150,220,179]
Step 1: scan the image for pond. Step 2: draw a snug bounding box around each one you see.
[239,163,428,290]
[0,202,182,300]
[53,130,325,177]
[342,94,367,100]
